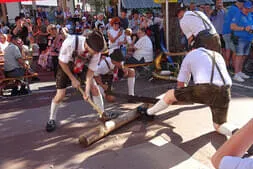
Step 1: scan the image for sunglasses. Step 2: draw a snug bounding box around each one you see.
[114,22,120,25]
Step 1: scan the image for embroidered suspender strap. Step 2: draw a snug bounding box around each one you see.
[200,49,226,85]
[104,58,112,70]
[210,52,215,84]
[192,11,212,31]
[72,35,79,58]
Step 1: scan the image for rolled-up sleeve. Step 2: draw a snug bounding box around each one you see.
[177,55,191,83]
[88,53,100,72]
[58,38,74,63]
[219,156,253,169]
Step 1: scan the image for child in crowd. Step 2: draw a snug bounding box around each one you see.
[38,48,49,70]
[124,28,133,58]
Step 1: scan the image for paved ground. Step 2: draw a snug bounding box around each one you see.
[0,73,252,169]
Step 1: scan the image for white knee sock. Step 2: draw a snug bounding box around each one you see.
[217,122,238,137]
[147,99,169,115]
[128,77,135,96]
[49,101,60,121]
[93,94,104,113]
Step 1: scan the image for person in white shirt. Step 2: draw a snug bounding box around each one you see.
[95,13,105,29]
[94,52,135,102]
[138,48,239,137]
[107,17,125,56]
[0,33,8,54]
[176,7,221,53]
[212,118,253,169]
[46,30,114,132]
[126,28,153,64]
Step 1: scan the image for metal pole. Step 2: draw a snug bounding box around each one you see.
[166,0,169,50]
[118,0,121,17]
[32,0,37,24]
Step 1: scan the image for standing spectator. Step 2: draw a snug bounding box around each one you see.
[20,5,30,18]
[64,7,72,25]
[12,16,29,45]
[126,28,153,64]
[211,118,253,169]
[129,10,140,35]
[119,9,129,29]
[204,3,213,18]
[230,1,253,82]
[211,0,226,57]
[33,17,48,53]
[74,4,82,20]
[37,7,47,19]
[47,7,56,24]
[189,2,197,11]
[95,13,105,29]
[55,7,64,26]
[222,0,244,70]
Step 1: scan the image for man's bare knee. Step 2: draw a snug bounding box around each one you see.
[128,68,135,77]
[53,89,66,103]
[163,89,177,104]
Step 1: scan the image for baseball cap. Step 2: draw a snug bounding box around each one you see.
[243,1,252,8]
[82,16,86,20]
[237,0,245,2]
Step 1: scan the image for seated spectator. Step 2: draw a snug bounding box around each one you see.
[4,35,28,78]
[125,28,153,64]
[211,118,253,169]
[0,33,9,54]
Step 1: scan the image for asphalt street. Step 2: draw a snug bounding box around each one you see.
[0,74,252,169]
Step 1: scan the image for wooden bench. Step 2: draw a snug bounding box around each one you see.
[124,62,153,68]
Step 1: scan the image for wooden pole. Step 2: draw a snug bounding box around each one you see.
[79,109,140,147]
[78,87,104,118]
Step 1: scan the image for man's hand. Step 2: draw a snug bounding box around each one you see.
[71,78,80,88]
[102,84,108,91]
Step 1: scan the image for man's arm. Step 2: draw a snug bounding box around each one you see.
[84,68,94,99]
[59,60,80,88]
[211,118,253,169]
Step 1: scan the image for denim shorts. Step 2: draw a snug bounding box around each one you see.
[235,39,251,56]
[223,34,235,52]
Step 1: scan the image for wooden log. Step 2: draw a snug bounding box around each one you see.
[79,110,140,147]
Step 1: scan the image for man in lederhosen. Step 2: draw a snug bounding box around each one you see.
[46,30,116,132]
[177,6,221,53]
[138,46,239,137]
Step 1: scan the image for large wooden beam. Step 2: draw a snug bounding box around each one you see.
[79,110,140,147]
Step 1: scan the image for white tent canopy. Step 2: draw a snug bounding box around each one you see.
[21,0,57,6]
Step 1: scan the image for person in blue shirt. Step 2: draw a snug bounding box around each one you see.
[222,0,244,69]
[231,1,253,82]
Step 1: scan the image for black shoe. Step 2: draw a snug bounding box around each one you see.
[46,120,56,132]
[137,106,155,121]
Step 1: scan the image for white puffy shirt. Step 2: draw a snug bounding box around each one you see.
[58,35,100,72]
[94,57,115,76]
[177,48,232,86]
[133,35,153,62]
[219,156,253,169]
[180,11,217,39]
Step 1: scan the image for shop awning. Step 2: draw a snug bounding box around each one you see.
[179,0,214,5]
[122,0,161,9]
[0,0,38,3]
